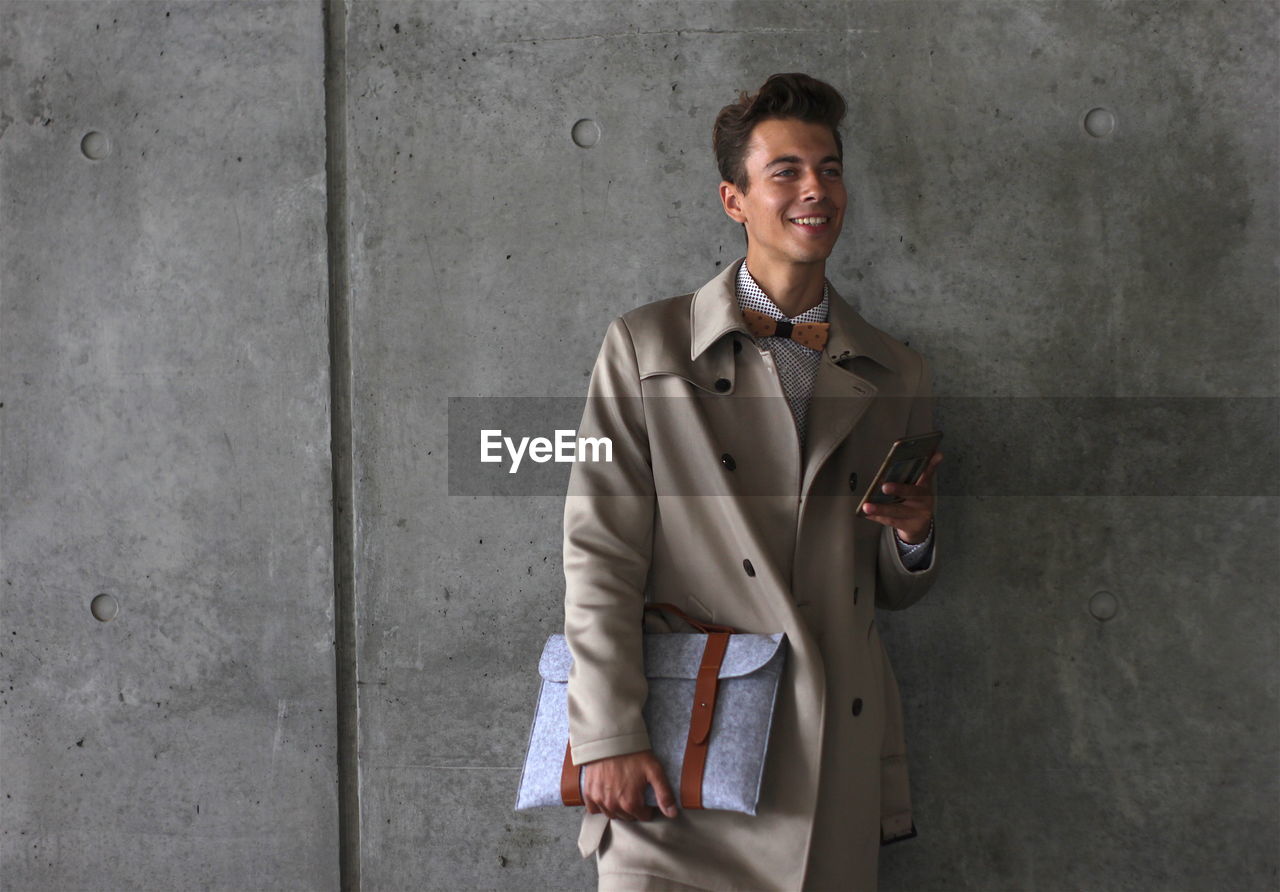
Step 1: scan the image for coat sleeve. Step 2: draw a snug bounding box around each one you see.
[562,316,656,765]
[875,351,940,610]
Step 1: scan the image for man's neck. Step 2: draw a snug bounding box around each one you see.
[742,252,827,318]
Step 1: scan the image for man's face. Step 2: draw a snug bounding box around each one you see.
[719,117,847,266]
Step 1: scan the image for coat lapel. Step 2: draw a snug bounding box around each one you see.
[800,281,903,497]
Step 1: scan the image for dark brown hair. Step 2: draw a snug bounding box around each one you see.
[713,73,847,192]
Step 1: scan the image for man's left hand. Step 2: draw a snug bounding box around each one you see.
[861,450,942,544]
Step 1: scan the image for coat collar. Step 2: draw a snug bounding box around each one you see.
[690,256,902,374]
[688,258,752,361]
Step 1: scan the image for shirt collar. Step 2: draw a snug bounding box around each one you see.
[735,261,829,324]
[690,257,902,373]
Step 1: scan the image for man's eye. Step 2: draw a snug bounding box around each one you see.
[775,169,795,177]
[824,168,843,177]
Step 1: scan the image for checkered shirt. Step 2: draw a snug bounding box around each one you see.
[734,262,827,444]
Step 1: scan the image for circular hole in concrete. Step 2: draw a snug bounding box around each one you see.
[90,593,119,622]
[1082,107,1116,138]
[1088,590,1118,621]
[81,131,111,160]
[571,118,601,149]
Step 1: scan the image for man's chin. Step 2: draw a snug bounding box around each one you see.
[753,241,839,267]
[791,244,837,264]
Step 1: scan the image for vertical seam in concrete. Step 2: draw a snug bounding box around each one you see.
[323,1,360,890]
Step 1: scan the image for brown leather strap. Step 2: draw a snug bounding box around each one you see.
[679,630,731,810]
[560,741,584,806]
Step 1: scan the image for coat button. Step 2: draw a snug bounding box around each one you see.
[851,698,863,717]
[714,378,730,392]
[742,559,755,577]
[848,472,858,492]
[733,339,742,354]
[721,453,736,471]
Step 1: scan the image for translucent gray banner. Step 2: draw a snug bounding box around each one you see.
[446,396,1278,497]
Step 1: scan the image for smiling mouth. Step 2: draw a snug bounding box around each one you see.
[789,215,832,229]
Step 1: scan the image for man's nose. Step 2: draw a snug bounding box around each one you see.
[800,169,827,201]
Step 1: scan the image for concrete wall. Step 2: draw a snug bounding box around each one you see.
[2,1,1275,890]
[0,2,338,889]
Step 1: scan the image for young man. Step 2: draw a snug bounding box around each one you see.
[563,73,942,891]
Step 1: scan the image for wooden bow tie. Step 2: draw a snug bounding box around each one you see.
[741,308,830,351]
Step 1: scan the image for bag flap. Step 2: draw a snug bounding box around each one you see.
[538,632,786,683]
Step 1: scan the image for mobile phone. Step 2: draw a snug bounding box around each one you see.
[855,431,943,515]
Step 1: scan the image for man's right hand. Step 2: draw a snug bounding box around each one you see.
[581,750,678,821]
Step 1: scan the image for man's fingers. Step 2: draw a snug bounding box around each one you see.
[864,499,927,521]
[594,789,647,822]
[915,451,943,485]
[877,486,928,503]
[624,797,654,821]
[612,797,643,822]
[588,798,626,821]
[862,511,906,529]
[884,472,936,499]
[862,508,931,541]
[581,752,675,822]
[647,764,679,818]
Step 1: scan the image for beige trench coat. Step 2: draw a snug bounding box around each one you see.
[563,258,938,891]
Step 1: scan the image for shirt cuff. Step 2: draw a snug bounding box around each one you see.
[894,523,934,570]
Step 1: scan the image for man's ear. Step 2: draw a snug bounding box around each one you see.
[719,181,748,224]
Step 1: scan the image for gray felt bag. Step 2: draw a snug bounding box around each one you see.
[514,603,788,814]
